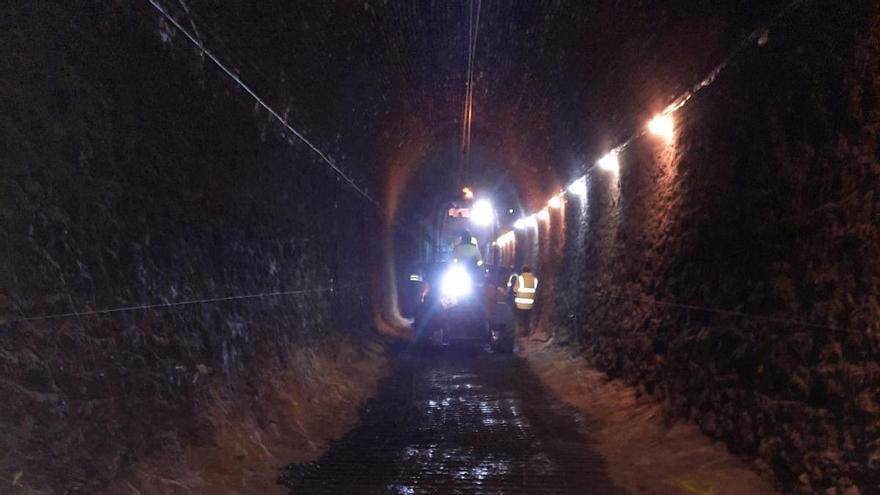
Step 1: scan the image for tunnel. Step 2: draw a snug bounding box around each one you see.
[3,1,880,493]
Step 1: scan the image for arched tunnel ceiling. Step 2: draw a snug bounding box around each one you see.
[164,0,791,226]
[394,132,526,236]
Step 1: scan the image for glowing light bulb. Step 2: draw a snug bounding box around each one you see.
[648,114,674,142]
[567,176,587,200]
[537,208,550,222]
[525,215,538,228]
[597,150,620,173]
[548,195,562,209]
[470,199,495,226]
[462,187,474,199]
[514,218,526,230]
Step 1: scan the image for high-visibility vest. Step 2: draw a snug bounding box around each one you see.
[453,239,482,264]
[513,272,538,310]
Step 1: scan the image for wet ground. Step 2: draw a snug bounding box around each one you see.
[280,345,625,494]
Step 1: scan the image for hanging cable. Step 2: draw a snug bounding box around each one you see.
[168,0,275,91]
[1,284,366,326]
[460,0,481,186]
[459,2,472,184]
[588,290,863,335]
[148,0,384,213]
[151,0,436,247]
[2,2,413,326]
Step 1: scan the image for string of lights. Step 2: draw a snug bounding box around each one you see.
[492,0,836,333]
[496,0,807,247]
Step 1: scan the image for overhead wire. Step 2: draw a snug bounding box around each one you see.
[167,0,275,91]
[460,0,482,186]
[505,0,847,335]
[148,0,385,213]
[587,291,865,335]
[154,0,434,249]
[3,2,400,326]
[0,285,366,326]
[459,1,472,184]
[467,0,482,182]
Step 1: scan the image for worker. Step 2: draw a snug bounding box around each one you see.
[452,229,483,266]
[506,270,518,304]
[511,266,538,335]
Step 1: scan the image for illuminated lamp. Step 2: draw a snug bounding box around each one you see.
[597,150,620,173]
[647,114,674,142]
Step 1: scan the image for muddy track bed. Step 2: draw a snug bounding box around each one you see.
[280,345,624,494]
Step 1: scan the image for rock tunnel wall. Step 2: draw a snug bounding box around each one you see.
[535,2,880,491]
[1,3,384,492]
[525,1,880,492]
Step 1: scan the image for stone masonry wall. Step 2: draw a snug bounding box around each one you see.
[1,3,379,492]
[544,1,880,492]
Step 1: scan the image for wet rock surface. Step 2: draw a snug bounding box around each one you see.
[1,4,379,491]
[281,346,623,494]
[5,1,880,492]
[538,2,880,491]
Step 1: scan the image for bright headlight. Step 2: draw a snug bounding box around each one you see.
[440,265,472,298]
[471,199,494,226]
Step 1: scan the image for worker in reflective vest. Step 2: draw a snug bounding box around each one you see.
[508,266,537,336]
[512,266,538,310]
[453,229,483,267]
